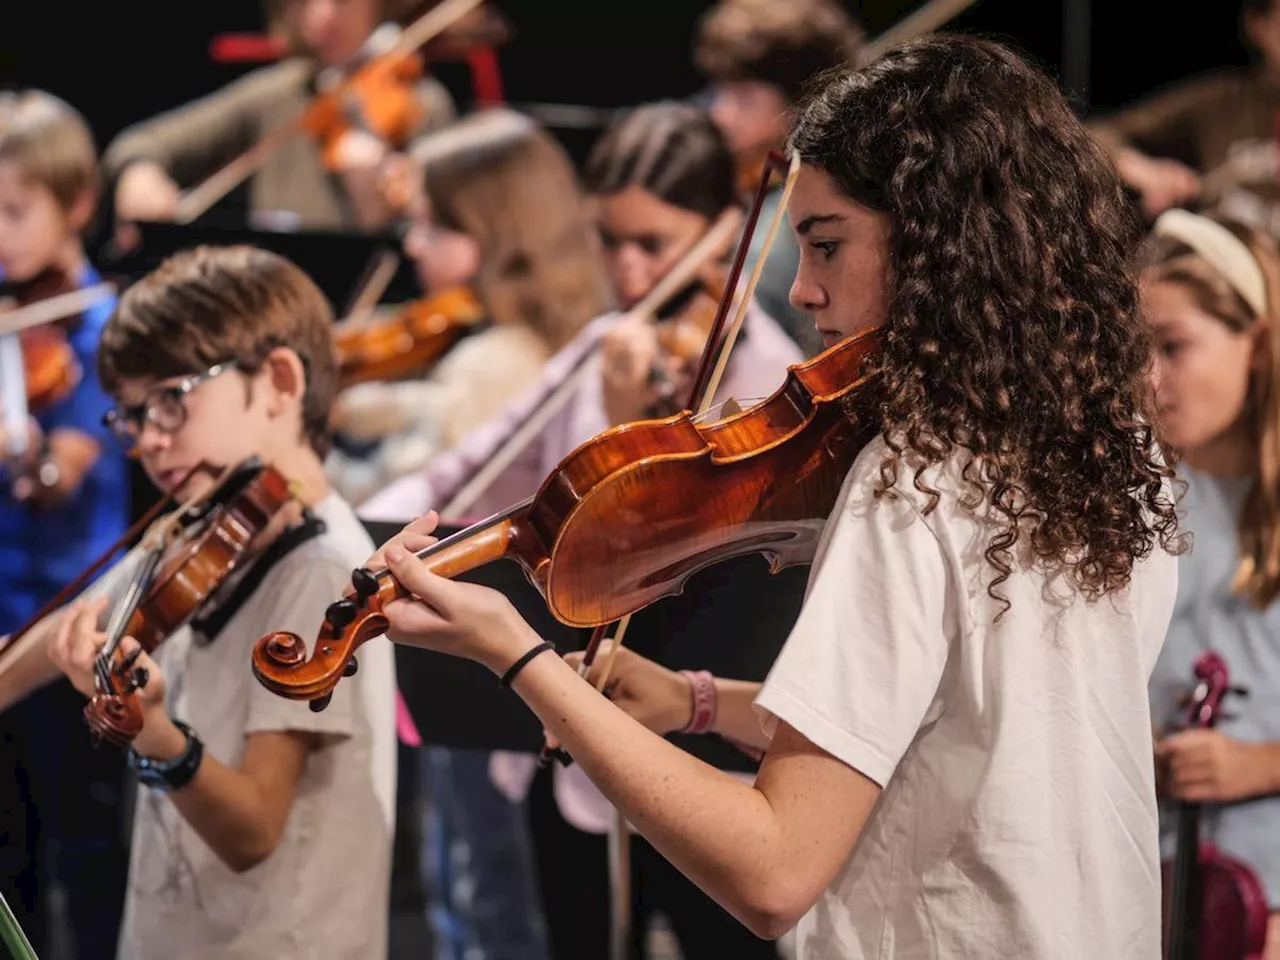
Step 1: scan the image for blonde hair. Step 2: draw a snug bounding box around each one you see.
[0,90,99,213]
[416,109,613,351]
[1144,214,1280,606]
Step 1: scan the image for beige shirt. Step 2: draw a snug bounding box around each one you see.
[103,59,456,231]
[93,493,396,960]
[755,437,1178,958]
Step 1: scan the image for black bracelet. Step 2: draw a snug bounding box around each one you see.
[499,641,555,688]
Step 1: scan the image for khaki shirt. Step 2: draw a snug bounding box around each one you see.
[103,59,457,231]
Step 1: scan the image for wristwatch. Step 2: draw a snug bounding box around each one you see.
[127,720,204,792]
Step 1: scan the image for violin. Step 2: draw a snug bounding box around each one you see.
[1161,651,1268,960]
[305,27,427,173]
[83,458,293,746]
[254,323,882,707]
[335,286,485,390]
[0,268,83,419]
[251,152,819,707]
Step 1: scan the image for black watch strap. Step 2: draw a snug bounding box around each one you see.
[127,720,204,792]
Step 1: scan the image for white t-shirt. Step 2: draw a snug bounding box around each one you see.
[754,437,1178,959]
[93,492,397,960]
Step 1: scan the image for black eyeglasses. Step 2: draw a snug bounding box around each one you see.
[102,361,238,446]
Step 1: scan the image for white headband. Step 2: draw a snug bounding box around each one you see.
[1153,209,1268,317]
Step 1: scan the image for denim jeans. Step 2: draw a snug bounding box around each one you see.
[421,746,549,960]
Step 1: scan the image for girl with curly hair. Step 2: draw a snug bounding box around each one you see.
[366,35,1182,957]
[1143,211,1280,951]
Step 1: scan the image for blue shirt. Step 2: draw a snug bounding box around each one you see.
[1148,466,1280,906]
[0,264,129,631]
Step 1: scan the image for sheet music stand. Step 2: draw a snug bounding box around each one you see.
[101,219,422,310]
[367,520,808,772]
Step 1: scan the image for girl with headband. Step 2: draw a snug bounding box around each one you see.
[1145,208,1280,948]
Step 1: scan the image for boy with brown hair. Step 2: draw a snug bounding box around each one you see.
[44,244,397,959]
[693,0,864,356]
[0,88,130,960]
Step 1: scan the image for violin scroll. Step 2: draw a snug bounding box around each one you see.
[83,645,151,748]
[253,565,400,708]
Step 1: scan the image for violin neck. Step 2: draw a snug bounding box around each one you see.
[1166,801,1203,960]
[408,498,534,582]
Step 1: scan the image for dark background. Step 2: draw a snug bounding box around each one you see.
[1,1,1252,174]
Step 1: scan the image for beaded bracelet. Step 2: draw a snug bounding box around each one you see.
[679,670,717,734]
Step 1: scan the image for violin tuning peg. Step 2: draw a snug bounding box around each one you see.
[343,657,359,678]
[351,567,379,604]
[325,598,358,629]
[115,646,143,677]
[309,693,333,713]
[129,666,149,692]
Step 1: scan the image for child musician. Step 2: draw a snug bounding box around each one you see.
[1143,210,1280,953]
[41,245,396,960]
[326,107,614,505]
[103,0,456,235]
[367,36,1182,957]
[0,89,130,960]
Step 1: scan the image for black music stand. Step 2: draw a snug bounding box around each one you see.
[101,219,422,310]
[368,520,809,772]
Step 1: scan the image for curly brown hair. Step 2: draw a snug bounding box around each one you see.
[790,36,1181,612]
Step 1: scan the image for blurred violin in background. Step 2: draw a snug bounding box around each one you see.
[334,286,485,390]
[0,268,114,486]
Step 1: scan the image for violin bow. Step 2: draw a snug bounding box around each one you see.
[0,283,116,339]
[0,888,39,960]
[0,463,210,717]
[173,0,488,224]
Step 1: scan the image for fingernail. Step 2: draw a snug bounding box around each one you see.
[385,545,404,564]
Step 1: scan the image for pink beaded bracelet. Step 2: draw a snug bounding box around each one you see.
[679,670,717,735]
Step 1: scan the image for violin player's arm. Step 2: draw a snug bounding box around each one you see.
[0,546,148,714]
[102,62,303,193]
[127,555,366,873]
[513,644,879,939]
[0,606,70,713]
[382,463,950,937]
[131,717,314,874]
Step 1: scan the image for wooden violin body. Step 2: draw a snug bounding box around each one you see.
[252,326,884,706]
[1161,844,1267,960]
[336,287,484,390]
[1161,651,1268,960]
[85,460,292,746]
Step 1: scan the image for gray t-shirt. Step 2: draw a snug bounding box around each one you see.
[1148,466,1280,907]
[92,492,397,959]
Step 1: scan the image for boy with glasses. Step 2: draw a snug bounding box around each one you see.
[36,244,396,960]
